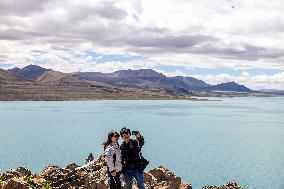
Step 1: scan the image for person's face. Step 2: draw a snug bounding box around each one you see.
[111,134,119,143]
[122,132,131,142]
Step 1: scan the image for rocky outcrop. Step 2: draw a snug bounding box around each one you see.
[1,178,29,189]
[0,167,48,189]
[0,154,244,189]
[144,166,191,189]
[202,182,245,189]
[86,153,95,163]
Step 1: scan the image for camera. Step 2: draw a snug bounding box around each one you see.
[132,130,139,136]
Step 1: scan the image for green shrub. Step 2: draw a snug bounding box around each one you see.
[23,175,51,189]
[0,174,6,181]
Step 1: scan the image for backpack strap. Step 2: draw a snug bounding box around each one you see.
[113,153,116,166]
[111,143,117,166]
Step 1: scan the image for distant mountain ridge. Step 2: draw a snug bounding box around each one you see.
[4,64,282,101]
[4,65,252,92]
[73,69,251,92]
[206,81,251,92]
[259,89,284,94]
[6,65,89,86]
[113,69,165,78]
[8,65,49,80]
[0,68,29,82]
[36,70,89,86]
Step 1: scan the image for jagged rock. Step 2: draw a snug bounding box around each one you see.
[29,176,46,188]
[87,165,109,189]
[1,178,28,189]
[86,153,95,163]
[41,164,78,188]
[179,182,192,189]
[0,153,243,189]
[41,164,61,177]
[144,172,158,188]
[148,166,191,189]
[14,167,32,177]
[149,166,180,182]
[0,173,14,181]
[65,163,79,171]
[2,170,20,179]
[202,181,245,189]
[0,182,7,189]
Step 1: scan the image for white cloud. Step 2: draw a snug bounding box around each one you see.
[0,0,284,89]
[160,70,187,77]
[193,72,284,90]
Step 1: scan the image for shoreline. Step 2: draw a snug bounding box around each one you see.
[0,94,283,102]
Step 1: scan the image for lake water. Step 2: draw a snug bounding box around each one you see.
[0,97,284,189]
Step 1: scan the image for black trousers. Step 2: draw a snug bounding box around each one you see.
[108,171,121,189]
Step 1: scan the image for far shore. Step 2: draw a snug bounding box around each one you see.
[1,93,284,101]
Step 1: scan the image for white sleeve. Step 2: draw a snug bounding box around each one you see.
[104,146,115,172]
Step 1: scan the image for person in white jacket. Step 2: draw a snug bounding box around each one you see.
[103,131,122,189]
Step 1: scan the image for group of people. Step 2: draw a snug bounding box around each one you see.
[103,127,147,189]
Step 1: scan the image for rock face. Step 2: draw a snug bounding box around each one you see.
[1,178,29,189]
[0,154,244,189]
[0,167,47,189]
[145,166,190,189]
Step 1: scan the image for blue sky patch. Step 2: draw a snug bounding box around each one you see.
[0,63,11,68]
[83,51,144,64]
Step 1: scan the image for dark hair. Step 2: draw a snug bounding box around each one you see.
[120,127,131,137]
[103,131,119,150]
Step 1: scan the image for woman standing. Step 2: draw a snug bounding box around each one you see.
[103,131,122,189]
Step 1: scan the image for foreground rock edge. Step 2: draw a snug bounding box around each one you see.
[0,154,244,189]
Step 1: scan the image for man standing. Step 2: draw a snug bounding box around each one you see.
[120,127,145,189]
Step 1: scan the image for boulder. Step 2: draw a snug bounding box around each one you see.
[179,182,192,189]
[2,170,20,179]
[86,153,95,163]
[148,166,192,189]
[41,164,81,188]
[29,176,46,187]
[15,167,32,177]
[0,182,7,189]
[65,163,79,171]
[1,178,28,189]
[144,172,158,187]
[41,164,61,177]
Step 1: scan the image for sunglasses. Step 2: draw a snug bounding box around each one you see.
[113,134,119,138]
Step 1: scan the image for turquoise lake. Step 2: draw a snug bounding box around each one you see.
[0,97,283,189]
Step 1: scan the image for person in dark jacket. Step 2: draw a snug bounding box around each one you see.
[120,127,145,189]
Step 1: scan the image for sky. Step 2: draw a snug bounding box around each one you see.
[0,0,284,90]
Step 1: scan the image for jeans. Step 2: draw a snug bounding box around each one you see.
[108,171,121,189]
[123,169,145,189]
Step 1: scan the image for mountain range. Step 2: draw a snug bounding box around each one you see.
[73,69,251,92]
[5,64,252,91]
[0,64,266,101]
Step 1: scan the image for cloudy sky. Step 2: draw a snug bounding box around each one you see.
[0,0,284,90]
